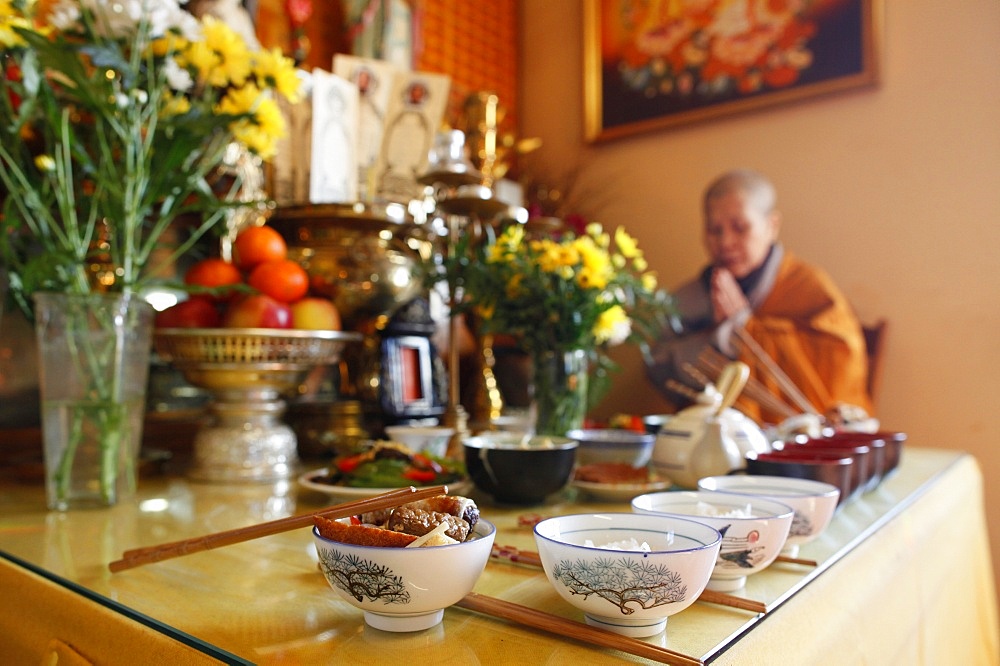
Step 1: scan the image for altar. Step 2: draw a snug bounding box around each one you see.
[0,446,997,665]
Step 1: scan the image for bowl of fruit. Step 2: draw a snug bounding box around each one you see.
[153,224,361,482]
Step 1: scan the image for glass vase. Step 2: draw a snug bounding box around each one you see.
[532,348,588,437]
[33,292,154,510]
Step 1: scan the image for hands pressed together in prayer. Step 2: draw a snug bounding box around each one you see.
[710,267,750,323]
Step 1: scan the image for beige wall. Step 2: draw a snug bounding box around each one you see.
[519,0,1000,605]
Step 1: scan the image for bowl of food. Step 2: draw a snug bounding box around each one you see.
[463,433,577,505]
[383,425,456,459]
[312,494,495,632]
[565,428,656,468]
[696,475,840,557]
[533,512,721,637]
[631,490,794,592]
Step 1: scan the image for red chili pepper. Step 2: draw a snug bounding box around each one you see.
[336,455,363,473]
[402,468,437,484]
[411,454,442,473]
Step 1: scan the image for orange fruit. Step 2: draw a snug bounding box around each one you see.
[233,225,287,271]
[247,259,310,303]
[184,258,242,300]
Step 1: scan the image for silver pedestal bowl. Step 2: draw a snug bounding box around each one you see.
[154,328,361,482]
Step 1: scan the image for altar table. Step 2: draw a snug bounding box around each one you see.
[0,446,997,665]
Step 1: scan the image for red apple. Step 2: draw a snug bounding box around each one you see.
[155,297,220,329]
[222,294,292,329]
[290,297,342,330]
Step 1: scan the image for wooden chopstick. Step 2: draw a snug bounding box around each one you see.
[733,328,820,416]
[456,592,704,666]
[489,544,767,614]
[773,554,818,567]
[109,484,449,572]
[696,589,767,614]
[697,348,798,420]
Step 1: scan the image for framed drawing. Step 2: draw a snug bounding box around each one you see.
[584,0,881,142]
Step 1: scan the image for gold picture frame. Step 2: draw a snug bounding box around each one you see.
[584,0,882,143]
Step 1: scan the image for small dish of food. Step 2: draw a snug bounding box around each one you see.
[299,441,470,501]
[313,494,496,632]
[570,463,672,502]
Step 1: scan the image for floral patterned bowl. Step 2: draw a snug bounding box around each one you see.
[313,518,496,632]
[533,512,721,638]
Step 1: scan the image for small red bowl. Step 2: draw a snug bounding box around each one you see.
[824,431,907,477]
[745,450,854,506]
[788,438,879,493]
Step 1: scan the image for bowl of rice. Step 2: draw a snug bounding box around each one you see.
[631,490,794,592]
[696,475,840,558]
[533,512,721,637]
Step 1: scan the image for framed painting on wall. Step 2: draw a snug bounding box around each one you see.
[584,0,881,143]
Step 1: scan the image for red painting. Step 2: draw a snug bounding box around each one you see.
[584,0,881,142]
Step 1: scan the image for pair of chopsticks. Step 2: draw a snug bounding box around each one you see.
[489,544,770,615]
[457,592,704,666]
[108,484,449,573]
[694,347,799,420]
[732,327,822,417]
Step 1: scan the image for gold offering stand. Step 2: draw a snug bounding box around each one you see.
[152,328,360,482]
[419,134,526,444]
[266,202,442,446]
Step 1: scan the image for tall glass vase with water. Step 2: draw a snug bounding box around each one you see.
[33,292,154,510]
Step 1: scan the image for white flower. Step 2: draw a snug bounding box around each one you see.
[47,3,81,31]
[49,0,194,39]
[606,318,632,346]
[163,57,192,92]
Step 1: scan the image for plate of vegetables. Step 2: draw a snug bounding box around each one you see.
[299,441,470,500]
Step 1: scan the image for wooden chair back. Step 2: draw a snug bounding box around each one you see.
[862,319,888,403]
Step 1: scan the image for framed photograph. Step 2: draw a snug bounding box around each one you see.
[584,0,881,142]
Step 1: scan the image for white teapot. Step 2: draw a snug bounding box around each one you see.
[651,363,771,488]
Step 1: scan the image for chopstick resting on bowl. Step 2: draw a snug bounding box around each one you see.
[109,484,449,573]
[456,593,704,666]
[489,544,768,614]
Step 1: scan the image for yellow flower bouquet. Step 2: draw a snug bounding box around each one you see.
[0,0,300,307]
[444,222,674,435]
[0,0,301,508]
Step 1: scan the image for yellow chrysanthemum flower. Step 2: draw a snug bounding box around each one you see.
[160,91,191,116]
[253,96,286,139]
[217,83,262,116]
[642,272,658,291]
[505,273,524,299]
[150,32,187,58]
[252,47,302,103]
[615,227,640,259]
[573,236,612,289]
[187,16,252,88]
[593,305,631,345]
[538,242,566,274]
[0,5,34,48]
